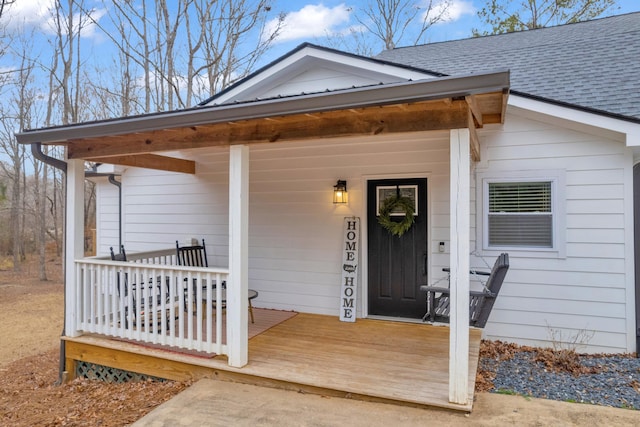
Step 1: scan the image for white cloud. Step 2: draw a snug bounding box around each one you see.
[2,0,54,31]
[266,3,353,44]
[426,0,475,23]
[3,0,106,39]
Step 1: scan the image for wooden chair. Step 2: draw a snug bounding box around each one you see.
[420,253,509,328]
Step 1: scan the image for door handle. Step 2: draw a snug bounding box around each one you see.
[422,252,427,276]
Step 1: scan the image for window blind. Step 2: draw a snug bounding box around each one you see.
[488,181,553,247]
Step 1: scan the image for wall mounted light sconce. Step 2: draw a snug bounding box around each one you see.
[333,180,348,204]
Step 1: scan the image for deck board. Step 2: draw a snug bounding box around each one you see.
[65,313,482,411]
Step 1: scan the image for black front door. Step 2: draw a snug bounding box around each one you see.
[367,178,428,318]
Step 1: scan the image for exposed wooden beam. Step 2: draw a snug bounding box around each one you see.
[68,101,469,159]
[86,153,196,174]
[465,95,483,127]
[501,89,510,124]
[482,113,502,123]
[467,108,481,162]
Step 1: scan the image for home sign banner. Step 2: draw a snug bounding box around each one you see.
[340,216,359,322]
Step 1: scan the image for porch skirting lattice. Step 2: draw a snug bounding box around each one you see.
[75,360,165,383]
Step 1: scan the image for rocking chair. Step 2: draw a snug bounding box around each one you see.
[420,253,509,328]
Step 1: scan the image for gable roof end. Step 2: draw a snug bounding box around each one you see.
[203,43,443,106]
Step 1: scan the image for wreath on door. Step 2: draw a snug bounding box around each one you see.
[377,194,415,237]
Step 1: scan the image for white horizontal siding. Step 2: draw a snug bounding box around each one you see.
[485,320,628,353]
[95,181,120,257]
[263,68,379,98]
[476,110,633,353]
[120,151,230,267]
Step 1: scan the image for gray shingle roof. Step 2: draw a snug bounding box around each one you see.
[375,12,640,122]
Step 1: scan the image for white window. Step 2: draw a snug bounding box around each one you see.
[478,171,564,255]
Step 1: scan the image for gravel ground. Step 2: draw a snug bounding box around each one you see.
[482,350,640,409]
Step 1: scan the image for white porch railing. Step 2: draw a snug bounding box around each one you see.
[75,249,229,355]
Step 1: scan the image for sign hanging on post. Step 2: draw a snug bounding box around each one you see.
[340,216,359,322]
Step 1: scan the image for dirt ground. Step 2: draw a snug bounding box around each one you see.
[0,256,190,426]
[1,255,639,426]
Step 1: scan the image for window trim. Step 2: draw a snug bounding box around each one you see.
[476,170,566,258]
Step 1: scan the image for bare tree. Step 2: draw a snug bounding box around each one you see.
[0,0,287,266]
[0,0,16,20]
[51,0,83,124]
[41,0,96,256]
[86,0,283,111]
[198,0,285,99]
[0,120,22,267]
[33,153,48,279]
[355,0,452,51]
[0,1,16,88]
[0,49,35,269]
[474,0,617,35]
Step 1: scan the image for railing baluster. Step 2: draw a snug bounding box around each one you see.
[195,271,203,351]
[96,265,103,332]
[205,272,212,349]
[187,270,194,347]
[76,263,82,332]
[215,272,222,354]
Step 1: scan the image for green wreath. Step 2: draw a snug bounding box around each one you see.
[377,195,415,237]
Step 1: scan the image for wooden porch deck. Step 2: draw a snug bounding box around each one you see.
[64,313,482,412]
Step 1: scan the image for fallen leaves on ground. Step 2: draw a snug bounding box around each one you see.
[0,348,190,426]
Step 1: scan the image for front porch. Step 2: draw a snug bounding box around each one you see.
[64,312,482,412]
[16,68,510,408]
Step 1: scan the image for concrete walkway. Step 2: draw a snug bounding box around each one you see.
[132,379,640,426]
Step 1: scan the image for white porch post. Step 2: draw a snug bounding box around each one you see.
[449,129,471,404]
[65,159,85,337]
[228,145,249,367]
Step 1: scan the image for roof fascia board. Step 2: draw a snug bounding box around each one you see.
[17,70,510,145]
[210,44,437,105]
[508,95,640,146]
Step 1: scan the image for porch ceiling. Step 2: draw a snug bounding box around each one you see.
[16,70,509,173]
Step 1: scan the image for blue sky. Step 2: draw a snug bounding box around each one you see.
[267,0,639,55]
[4,0,640,64]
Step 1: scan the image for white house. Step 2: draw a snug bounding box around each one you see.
[16,12,640,410]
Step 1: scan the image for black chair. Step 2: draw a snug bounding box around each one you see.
[110,246,130,327]
[420,253,509,328]
[110,245,127,262]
